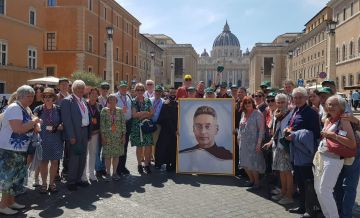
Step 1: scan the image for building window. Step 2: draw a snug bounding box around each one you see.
[46,66,55,76]
[358,37,360,54]
[126,51,128,64]
[342,44,346,61]
[0,0,5,14]
[134,55,137,66]
[336,77,339,87]
[351,3,354,16]
[104,42,107,56]
[28,48,37,69]
[126,23,129,33]
[343,8,346,21]
[342,76,346,88]
[350,41,354,58]
[48,0,56,6]
[29,8,36,25]
[88,36,93,52]
[358,74,360,84]
[104,7,106,20]
[116,16,119,27]
[336,47,339,62]
[103,70,106,80]
[46,32,56,50]
[88,0,92,11]
[88,66,92,72]
[0,41,7,66]
[134,29,137,38]
[116,47,119,61]
[350,74,354,86]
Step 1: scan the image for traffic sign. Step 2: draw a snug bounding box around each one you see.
[318,72,327,79]
[297,79,304,87]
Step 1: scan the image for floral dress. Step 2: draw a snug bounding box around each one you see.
[238,110,266,173]
[130,98,153,147]
[100,107,126,158]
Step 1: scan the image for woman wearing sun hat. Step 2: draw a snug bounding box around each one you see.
[33,88,64,194]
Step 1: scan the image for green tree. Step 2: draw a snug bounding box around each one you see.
[71,71,102,87]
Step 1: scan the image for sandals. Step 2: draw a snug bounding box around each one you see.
[48,184,58,193]
[39,185,48,194]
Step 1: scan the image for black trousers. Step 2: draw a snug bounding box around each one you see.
[293,165,314,210]
[117,120,131,173]
[234,133,239,171]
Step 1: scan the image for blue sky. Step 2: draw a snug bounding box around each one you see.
[116,0,329,54]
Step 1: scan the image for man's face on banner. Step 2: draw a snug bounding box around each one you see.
[193,114,219,148]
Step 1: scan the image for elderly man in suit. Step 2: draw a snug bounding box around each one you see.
[61,80,91,191]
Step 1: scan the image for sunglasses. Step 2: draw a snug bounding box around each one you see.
[185,79,192,82]
[43,95,53,99]
[254,95,263,98]
[266,99,275,103]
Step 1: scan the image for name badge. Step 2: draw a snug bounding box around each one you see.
[46,126,53,131]
[338,130,347,137]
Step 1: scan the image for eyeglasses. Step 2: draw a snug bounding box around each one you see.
[266,99,275,103]
[43,95,53,99]
[254,95,263,98]
[136,89,145,92]
[193,124,216,131]
[185,79,192,82]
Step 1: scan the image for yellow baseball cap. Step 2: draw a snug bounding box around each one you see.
[184,74,192,80]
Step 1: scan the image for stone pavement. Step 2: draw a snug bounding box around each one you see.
[8,144,360,217]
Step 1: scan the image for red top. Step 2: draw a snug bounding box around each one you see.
[176,86,188,99]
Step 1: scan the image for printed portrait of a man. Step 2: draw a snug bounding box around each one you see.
[178,100,234,175]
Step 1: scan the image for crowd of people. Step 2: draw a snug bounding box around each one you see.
[0,74,359,218]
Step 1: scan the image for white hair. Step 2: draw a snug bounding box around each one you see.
[326,95,346,113]
[292,87,308,97]
[71,80,86,92]
[145,80,154,85]
[275,93,288,102]
[16,85,35,99]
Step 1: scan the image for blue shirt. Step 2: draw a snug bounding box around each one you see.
[151,97,164,122]
[116,92,132,121]
[352,91,360,101]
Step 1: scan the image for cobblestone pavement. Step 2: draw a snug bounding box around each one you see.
[7,144,360,218]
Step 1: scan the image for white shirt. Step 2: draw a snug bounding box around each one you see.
[74,94,90,127]
[178,149,233,174]
[116,92,132,121]
[144,91,154,99]
[0,103,33,152]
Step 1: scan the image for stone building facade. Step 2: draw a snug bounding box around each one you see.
[328,0,360,91]
[197,22,250,88]
[0,0,45,93]
[144,34,198,88]
[249,33,299,93]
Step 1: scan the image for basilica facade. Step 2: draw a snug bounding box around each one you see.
[197,22,250,88]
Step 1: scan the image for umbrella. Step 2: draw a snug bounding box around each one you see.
[27,76,59,86]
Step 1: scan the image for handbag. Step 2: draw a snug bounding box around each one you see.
[140,119,157,134]
[326,120,357,158]
[136,99,157,134]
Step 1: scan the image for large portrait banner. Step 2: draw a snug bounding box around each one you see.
[177,99,234,175]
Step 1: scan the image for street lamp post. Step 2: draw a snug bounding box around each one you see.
[105,26,114,93]
[170,62,174,87]
[326,21,337,80]
[150,51,155,83]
